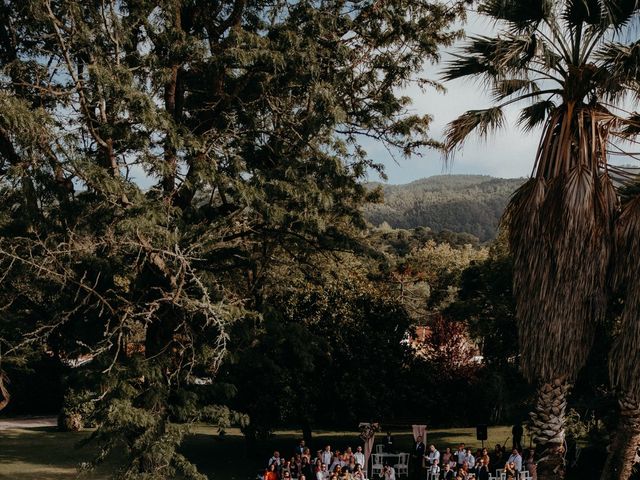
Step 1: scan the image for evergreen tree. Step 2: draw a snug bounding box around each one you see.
[0,0,463,477]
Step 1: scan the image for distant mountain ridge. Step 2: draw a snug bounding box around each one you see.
[365,175,525,241]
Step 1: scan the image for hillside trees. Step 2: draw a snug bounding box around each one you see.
[0,0,464,477]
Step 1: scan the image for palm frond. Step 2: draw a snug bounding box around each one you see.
[621,112,640,136]
[441,52,498,83]
[492,78,541,100]
[600,0,640,31]
[442,34,540,82]
[597,40,640,86]
[505,105,617,383]
[444,107,505,153]
[563,0,602,27]
[478,0,553,30]
[518,99,557,131]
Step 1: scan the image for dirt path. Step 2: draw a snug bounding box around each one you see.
[0,416,57,430]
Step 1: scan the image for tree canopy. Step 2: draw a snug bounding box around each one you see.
[0,0,465,477]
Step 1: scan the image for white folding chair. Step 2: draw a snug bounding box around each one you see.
[518,471,531,480]
[394,453,409,477]
[375,444,384,454]
[371,454,384,477]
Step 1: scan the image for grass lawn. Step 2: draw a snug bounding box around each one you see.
[0,425,514,480]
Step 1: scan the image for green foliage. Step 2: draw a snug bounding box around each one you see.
[0,0,464,477]
[224,260,412,434]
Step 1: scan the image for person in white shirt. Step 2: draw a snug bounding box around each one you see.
[427,445,440,467]
[323,446,333,467]
[330,453,342,472]
[428,458,440,476]
[507,448,522,471]
[464,448,475,469]
[318,464,330,480]
[455,444,466,468]
[269,451,282,467]
[354,446,365,467]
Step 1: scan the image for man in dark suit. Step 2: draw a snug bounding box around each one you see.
[384,432,394,453]
[411,435,425,479]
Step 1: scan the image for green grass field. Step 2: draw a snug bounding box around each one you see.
[0,425,515,480]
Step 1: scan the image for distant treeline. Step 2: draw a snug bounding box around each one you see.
[365,175,525,242]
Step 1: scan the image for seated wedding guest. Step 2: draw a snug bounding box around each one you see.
[302,457,314,479]
[439,463,455,480]
[330,453,342,472]
[317,451,324,464]
[270,451,282,467]
[341,453,350,467]
[283,470,293,480]
[353,465,366,480]
[347,457,357,473]
[504,462,517,480]
[354,446,365,467]
[457,461,470,479]
[339,466,351,480]
[475,459,490,480]
[480,449,490,470]
[318,464,330,480]
[491,445,504,470]
[464,448,475,470]
[281,460,292,477]
[507,449,522,472]
[382,464,396,480]
[290,457,300,478]
[303,448,312,461]
[265,464,279,480]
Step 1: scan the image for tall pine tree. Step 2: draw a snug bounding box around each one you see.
[0,0,463,477]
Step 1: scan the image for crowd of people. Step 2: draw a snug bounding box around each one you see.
[413,436,536,480]
[264,441,367,480]
[263,437,537,480]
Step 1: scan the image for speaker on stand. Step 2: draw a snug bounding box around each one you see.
[476,424,488,449]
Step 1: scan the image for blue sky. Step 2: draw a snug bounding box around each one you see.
[367,13,542,185]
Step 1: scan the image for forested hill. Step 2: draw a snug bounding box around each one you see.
[365,175,526,242]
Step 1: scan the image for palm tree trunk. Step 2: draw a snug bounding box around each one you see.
[600,394,640,480]
[529,379,570,480]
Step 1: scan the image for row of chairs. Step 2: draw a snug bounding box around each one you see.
[425,470,532,480]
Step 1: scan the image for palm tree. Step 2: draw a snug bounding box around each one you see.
[603,183,640,480]
[442,1,640,478]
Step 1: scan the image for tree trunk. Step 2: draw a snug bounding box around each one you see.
[600,394,640,480]
[529,379,570,480]
[302,420,313,445]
